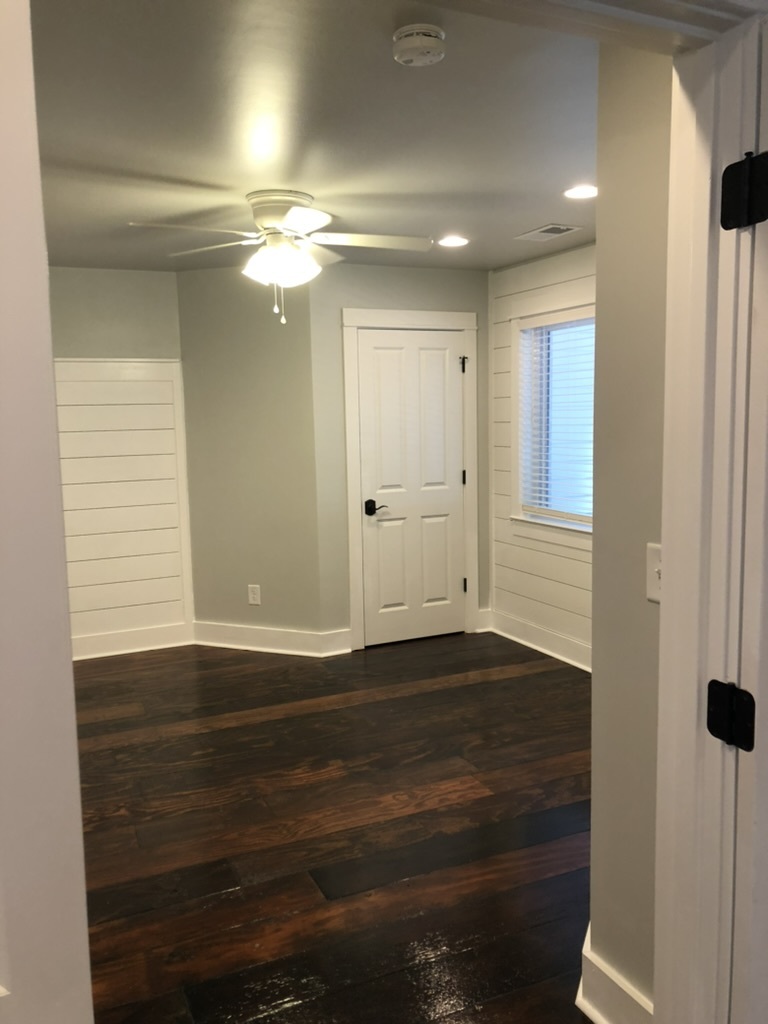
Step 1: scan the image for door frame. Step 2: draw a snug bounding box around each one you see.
[342,307,479,650]
[655,16,765,1024]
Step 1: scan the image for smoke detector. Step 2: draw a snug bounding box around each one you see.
[393,24,446,67]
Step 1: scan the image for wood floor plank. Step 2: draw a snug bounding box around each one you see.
[75,634,592,1021]
[184,870,589,1024]
[77,658,562,753]
[309,800,591,899]
[186,911,588,1024]
[89,873,324,965]
[144,833,589,993]
[88,858,240,926]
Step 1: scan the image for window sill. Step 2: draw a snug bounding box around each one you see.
[510,513,592,537]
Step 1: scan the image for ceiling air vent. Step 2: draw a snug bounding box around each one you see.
[515,224,582,242]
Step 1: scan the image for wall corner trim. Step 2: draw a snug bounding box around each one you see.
[577,925,654,1024]
[193,620,352,658]
[471,607,495,632]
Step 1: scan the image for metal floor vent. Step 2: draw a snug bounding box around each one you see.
[515,224,582,242]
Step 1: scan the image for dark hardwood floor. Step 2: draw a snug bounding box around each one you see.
[74,633,591,1023]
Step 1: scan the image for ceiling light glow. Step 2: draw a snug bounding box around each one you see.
[438,234,469,247]
[564,184,598,199]
[241,234,321,288]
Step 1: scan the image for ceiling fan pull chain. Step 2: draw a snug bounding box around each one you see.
[272,282,280,315]
[280,286,287,325]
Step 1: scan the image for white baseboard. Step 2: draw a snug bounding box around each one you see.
[71,622,195,660]
[577,925,654,1024]
[490,610,591,671]
[71,612,587,667]
[193,620,352,658]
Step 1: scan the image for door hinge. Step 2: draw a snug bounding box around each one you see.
[463,577,467,593]
[707,679,755,752]
[460,356,468,373]
[462,469,466,485]
[721,150,768,230]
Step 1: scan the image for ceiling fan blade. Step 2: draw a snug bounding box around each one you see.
[130,221,261,240]
[310,232,433,252]
[299,240,344,267]
[282,206,333,234]
[169,239,261,257]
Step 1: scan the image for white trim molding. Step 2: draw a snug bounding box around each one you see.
[491,609,591,672]
[72,623,194,660]
[193,620,352,658]
[577,925,654,1024]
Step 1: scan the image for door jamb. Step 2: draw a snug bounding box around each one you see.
[655,19,762,1023]
[342,307,479,651]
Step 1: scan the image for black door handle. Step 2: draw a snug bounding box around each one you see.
[364,499,389,516]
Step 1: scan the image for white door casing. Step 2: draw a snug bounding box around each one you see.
[656,15,767,1024]
[343,309,479,650]
[729,19,768,1024]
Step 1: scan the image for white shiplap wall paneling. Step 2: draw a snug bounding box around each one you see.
[60,454,177,484]
[489,247,595,670]
[55,360,194,658]
[58,429,176,458]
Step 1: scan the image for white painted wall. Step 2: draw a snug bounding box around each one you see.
[489,246,596,669]
[0,1,93,1020]
[584,43,672,1018]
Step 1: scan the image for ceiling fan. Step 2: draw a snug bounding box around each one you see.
[130,189,434,297]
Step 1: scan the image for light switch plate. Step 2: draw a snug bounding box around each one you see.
[646,543,661,603]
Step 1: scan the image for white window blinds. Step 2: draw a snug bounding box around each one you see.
[519,316,595,526]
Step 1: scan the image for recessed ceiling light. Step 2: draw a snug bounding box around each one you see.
[438,234,469,247]
[564,184,598,199]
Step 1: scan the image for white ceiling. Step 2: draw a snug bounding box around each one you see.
[29,0,764,274]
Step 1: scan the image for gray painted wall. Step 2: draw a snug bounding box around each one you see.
[309,262,490,628]
[177,268,323,630]
[47,261,488,635]
[49,266,180,358]
[591,44,672,997]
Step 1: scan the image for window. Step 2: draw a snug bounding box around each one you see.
[518,310,595,528]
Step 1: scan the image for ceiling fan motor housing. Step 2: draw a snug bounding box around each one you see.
[392,24,446,67]
[246,189,313,228]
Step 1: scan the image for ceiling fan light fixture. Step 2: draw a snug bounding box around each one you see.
[241,234,321,288]
[438,234,469,247]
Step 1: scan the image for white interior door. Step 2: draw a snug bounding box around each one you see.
[357,326,466,646]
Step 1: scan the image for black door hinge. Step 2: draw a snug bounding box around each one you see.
[463,577,467,593]
[707,679,755,752]
[462,469,466,485]
[460,356,468,373]
[721,150,768,230]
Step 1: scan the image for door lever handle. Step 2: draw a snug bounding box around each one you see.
[364,499,389,516]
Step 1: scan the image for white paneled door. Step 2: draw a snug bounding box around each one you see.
[357,327,466,646]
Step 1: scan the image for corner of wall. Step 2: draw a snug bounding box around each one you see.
[577,925,654,1024]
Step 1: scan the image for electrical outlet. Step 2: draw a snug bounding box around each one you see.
[247,584,261,606]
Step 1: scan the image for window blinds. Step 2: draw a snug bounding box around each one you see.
[519,317,595,525]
